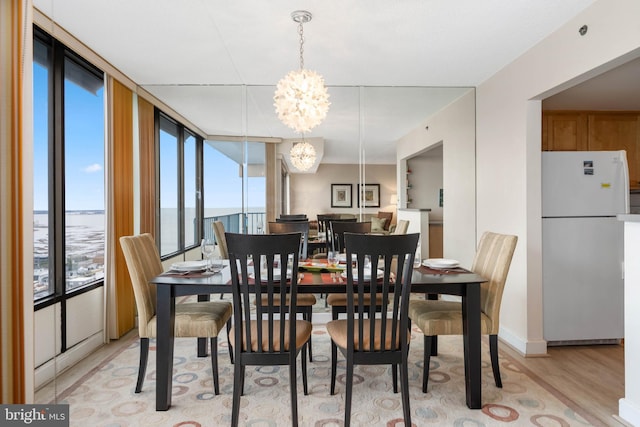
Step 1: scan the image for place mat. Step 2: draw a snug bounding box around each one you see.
[417,265,469,275]
[226,271,316,285]
[161,270,214,278]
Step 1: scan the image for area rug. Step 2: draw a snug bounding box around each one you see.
[56,326,600,427]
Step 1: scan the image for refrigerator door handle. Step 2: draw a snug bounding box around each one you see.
[619,150,630,214]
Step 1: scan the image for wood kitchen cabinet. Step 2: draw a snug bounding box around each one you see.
[542,112,588,151]
[543,111,640,190]
[588,113,640,189]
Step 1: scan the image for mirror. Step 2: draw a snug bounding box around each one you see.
[145,84,472,222]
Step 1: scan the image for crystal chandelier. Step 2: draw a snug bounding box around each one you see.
[289,140,317,171]
[274,10,330,134]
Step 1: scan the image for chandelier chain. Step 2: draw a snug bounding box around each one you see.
[298,22,305,70]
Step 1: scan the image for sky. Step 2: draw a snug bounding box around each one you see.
[34,61,265,213]
[33,61,105,212]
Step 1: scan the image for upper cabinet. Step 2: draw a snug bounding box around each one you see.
[542,112,588,151]
[543,111,640,190]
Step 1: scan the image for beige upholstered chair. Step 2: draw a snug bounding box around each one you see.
[392,219,409,235]
[408,231,517,392]
[119,233,232,395]
[212,220,228,258]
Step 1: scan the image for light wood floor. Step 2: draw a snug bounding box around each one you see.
[38,331,627,426]
[500,341,627,427]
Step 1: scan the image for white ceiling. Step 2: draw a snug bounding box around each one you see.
[35,0,599,164]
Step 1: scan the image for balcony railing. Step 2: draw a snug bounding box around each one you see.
[203,212,266,245]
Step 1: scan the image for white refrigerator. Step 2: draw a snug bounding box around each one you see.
[542,151,628,344]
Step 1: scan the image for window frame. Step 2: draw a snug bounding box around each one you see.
[33,26,106,313]
[155,110,204,259]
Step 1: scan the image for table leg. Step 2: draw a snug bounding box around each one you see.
[197,295,210,357]
[426,293,439,355]
[156,286,175,411]
[462,283,482,409]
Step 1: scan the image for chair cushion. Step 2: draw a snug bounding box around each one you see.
[326,318,410,351]
[408,300,493,336]
[326,293,383,306]
[370,217,387,233]
[229,319,312,352]
[255,293,317,307]
[146,301,232,338]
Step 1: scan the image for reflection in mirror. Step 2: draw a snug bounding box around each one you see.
[204,141,265,237]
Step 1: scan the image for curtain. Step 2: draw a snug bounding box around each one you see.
[138,97,156,236]
[106,77,135,339]
[0,0,28,403]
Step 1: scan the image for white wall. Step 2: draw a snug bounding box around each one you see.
[397,90,476,267]
[475,0,640,423]
[290,163,397,224]
[476,0,640,353]
[406,148,443,221]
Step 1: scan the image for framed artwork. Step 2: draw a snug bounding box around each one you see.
[331,184,352,208]
[357,184,380,207]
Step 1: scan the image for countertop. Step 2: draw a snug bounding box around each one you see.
[617,214,640,222]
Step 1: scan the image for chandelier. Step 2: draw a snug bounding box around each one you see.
[289,140,317,171]
[274,10,330,134]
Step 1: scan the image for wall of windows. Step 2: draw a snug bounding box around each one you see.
[33,27,105,304]
[157,113,202,257]
[32,27,106,393]
[157,129,267,256]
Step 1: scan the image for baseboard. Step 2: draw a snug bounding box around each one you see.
[499,325,547,356]
[35,331,105,390]
[619,398,640,426]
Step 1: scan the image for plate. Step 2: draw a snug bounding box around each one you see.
[170,260,208,272]
[337,253,356,263]
[250,268,292,281]
[341,268,384,281]
[422,258,460,269]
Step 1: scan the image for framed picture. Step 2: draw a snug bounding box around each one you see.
[357,184,380,207]
[331,184,352,208]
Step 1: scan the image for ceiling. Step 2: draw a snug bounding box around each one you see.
[34,0,599,165]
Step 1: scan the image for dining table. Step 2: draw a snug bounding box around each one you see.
[149,260,487,411]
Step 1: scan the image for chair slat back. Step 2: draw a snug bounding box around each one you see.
[277,214,308,222]
[471,232,517,334]
[331,221,371,252]
[268,221,309,260]
[226,232,301,356]
[317,214,344,252]
[344,233,419,353]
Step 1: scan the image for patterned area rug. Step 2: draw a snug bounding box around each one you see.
[54,324,601,427]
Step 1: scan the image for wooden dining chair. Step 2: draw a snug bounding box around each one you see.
[278,214,308,221]
[326,221,377,319]
[408,231,517,392]
[262,220,316,361]
[329,221,371,252]
[268,221,310,260]
[316,215,356,255]
[326,232,419,427]
[119,233,232,395]
[226,232,312,427]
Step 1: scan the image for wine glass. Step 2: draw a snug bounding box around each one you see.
[201,238,215,271]
[327,251,338,268]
